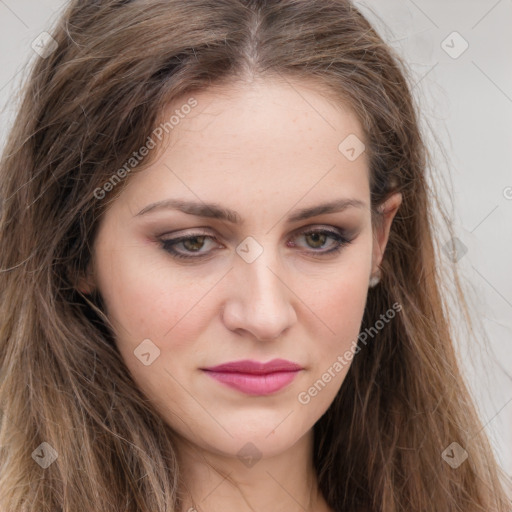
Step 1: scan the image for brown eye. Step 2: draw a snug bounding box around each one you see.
[159,227,352,261]
[160,233,219,260]
[292,228,351,255]
[181,236,207,252]
[304,231,328,249]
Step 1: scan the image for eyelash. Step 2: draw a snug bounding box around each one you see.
[158,227,352,261]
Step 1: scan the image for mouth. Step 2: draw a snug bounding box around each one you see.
[200,359,303,396]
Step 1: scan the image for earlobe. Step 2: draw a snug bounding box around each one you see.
[76,279,94,295]
[75,266,96,295]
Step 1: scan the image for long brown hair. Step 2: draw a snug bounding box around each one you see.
[0,1,510,510]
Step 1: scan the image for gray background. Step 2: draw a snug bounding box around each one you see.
[0,0,510,477]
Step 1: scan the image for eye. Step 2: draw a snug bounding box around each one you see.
[159,233,219,260]
[289,228,352,257]
[158,226,352,261]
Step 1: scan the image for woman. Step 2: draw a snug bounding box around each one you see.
[0,0,510,510]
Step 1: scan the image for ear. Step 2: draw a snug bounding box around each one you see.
[371,192,402,276]
[75,263,96,295]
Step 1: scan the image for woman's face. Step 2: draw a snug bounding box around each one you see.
[84,77,400,460]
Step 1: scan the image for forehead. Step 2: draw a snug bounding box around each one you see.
[116,77,370,214]
[162,76,364,154]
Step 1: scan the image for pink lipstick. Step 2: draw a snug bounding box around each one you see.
[201,359,302,395]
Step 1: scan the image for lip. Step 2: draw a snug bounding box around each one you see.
[201,358,303,396]
[203,358,303,374]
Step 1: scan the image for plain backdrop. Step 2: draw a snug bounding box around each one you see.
[0,0,511,477]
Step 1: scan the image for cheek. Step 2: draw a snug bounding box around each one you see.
[93,242,211,348]
[295,274,369,415]
[307,260,370,332]
[319,279,367,330]
[305,261,370,376]
[93,246,210,416]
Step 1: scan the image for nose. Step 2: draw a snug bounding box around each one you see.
[221,248,297,341]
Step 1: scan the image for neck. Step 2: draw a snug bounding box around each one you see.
[175,430,332,512]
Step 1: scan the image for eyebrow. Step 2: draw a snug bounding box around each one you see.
[135,197,367,223]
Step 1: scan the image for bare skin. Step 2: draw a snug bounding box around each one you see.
[80,76,401,512]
